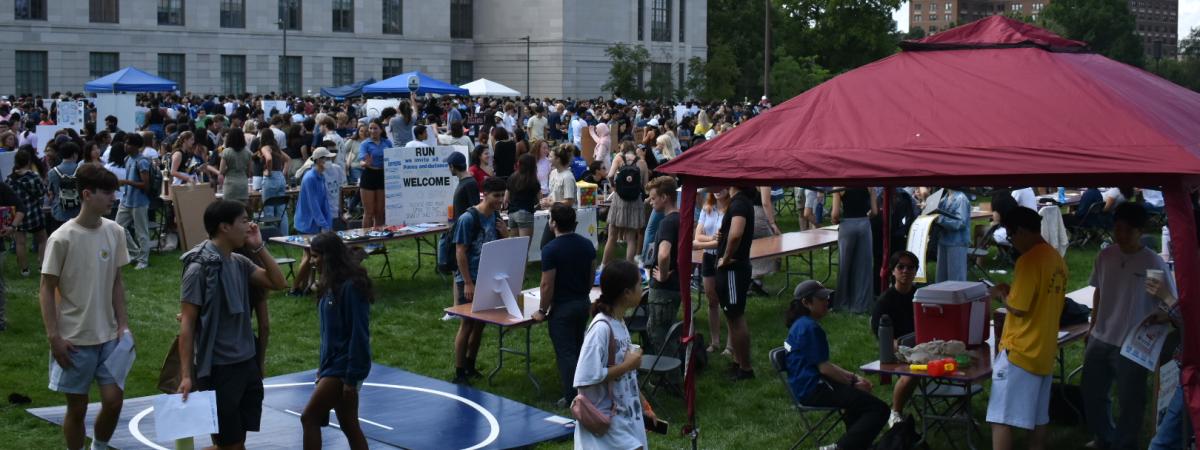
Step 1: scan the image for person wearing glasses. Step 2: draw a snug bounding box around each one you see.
[870,250,921,428]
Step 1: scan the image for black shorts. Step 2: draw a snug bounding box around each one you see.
[195,358,264,446]
[360,167,385,190]
[716,263,752,319]
[701,253,717,278]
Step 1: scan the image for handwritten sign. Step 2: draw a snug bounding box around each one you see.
[384,145,459,226]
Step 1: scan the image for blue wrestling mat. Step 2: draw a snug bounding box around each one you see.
[27,363,575,449]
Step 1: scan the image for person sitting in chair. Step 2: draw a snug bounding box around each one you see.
[785,280,888,450]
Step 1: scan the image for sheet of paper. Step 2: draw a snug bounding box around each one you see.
[906,214,939,283]
[101,330,136,390]
[1121,313,1171,371]
[153,391,219,441]
[1158,360,1180,416]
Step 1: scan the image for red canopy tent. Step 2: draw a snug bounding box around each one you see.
[658,16,1200,442]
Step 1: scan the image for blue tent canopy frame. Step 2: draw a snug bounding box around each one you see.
[362,71,469,96]
[84,67,178,93]
[320,78,377,100]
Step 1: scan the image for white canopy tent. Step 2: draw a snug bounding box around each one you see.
[459,78,521,97]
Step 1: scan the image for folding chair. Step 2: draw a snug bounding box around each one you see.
[1066,202,1112,247]
[625,290,650,345]
[639,321,684,401]
[366,244,394,280]
[768,346,844,450]
[967,224,999,282]
[256,196,290,239]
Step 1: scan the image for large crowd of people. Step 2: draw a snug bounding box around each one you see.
[4,89,1196,449]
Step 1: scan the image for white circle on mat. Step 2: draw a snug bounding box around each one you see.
[129,382,501,450]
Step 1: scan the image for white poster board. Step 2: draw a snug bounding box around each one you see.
[94,93,138,133]
[472,236,532,319]
[0,152,14,180]
[906,214,939,283]
[383,145,460,226]
[57,100,85,131]
[365,99,401,119]
[528,207,599,262]
[260,100,290,116]
[35,124,64,157]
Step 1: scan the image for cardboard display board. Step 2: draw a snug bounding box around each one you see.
[94,93,138,133]
[527,207,599,262]
[171,183,218,251]
[581,127,596,165]
[383,145,460,226]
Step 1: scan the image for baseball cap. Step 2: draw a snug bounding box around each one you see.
[793,280,833,301]
[444,151,466,167]
[309,146,333,161]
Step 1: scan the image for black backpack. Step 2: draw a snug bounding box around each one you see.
[613,157,642,201]
[143,157,163,197]
[53,166,80,211]
[437,207,484,274]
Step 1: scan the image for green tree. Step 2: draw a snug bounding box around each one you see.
[684,57,707,99]
[603,43,650,98]
[703,43,739,101]
[707,0,771,99]
[647,64,675,101]
[1181,26,1200,59]
[1043,0,1144,67]
[905,27,927,40]
[774,0,902,74]
[769,51,831,103]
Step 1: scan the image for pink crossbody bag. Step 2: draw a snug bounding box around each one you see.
[571,319,618,435]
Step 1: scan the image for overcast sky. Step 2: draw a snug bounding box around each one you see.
[892,0,1199,41]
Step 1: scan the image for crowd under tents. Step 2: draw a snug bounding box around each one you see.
[657,16,1200,443]
[84,67,177,93]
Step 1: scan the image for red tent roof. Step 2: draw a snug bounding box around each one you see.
[657,16,1200,187]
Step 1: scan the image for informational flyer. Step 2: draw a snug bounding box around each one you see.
[1158,360,1180,416]
[57,100,85,131]
[259,100,290,116]
[383,145,460,226]
[906,214,939,283]
[1121,312,1171,371]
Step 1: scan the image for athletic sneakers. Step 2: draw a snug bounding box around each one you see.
[19,267,29,277]
[135,262,150,270]
[888,410,903,428]
[441,313,459,321]
[819,444,839,450]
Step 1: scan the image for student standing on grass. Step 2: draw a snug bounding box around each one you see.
[452,177,509,384]
[573,260,655,449]
[115,133,153,270]
[38,164,131,450]
[645,176,681,355]
[986,207,1067,450]
[717,185,756,381]
[532,204,596,407]
[300,232,373,450]
[785,280,888,450]
[290,147,335,296]
[178,200,288,450]
[1082,202,1171,449]
[443,151,479,321]
[8,147,45,278]
[695,187,731,355]
[869,251,921,427]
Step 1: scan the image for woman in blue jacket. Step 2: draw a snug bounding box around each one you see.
[300,232,374,450]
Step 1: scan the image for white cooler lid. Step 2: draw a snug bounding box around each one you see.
[914,281,989,305]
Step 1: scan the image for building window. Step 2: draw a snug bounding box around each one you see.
[279,0,301,30]
[382,0,403,34]
[90,0,119,23]
[1011,3,1023,11]
[15,0,47,20]
[279,56,301,94]
[914,14,920,22]
[220,0,244,28]
[637,0,645,40]
[332,0,353,32]
[158,0,184,25]
[15,51,47,96]
[333,57,354,86]
[929,25,938,33]
[90,52,119,79]
[945,13,951,21]
[651,0,671,42]
[679,0,686,42]
[450,60,473,86]
[945,2,952,11]
[914,3,922,10]
[451,0,472,39]
[650,62,672,94]
[677,63,685,91]
[382,58,403,79]
[158,53,185,91]
[221,55,246,94]
[929,14,936,20]
[1032,3,1043,11]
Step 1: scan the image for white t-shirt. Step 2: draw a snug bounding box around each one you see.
[105,162,128,204]
[548,167,577,203]
[527,115,548,141]
[438,134,474,149]
[142,147,160,160]
[41,218,130,346]
[573,314,647,450]
[1102,187,1126,205]
[1088,245,1177,346]
[323,163,347,215]
[1012,188,1037,210]
[698,207,725,255]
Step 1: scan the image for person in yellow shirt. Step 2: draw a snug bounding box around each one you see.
[985,207,1068,450]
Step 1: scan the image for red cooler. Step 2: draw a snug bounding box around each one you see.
[913,281,990,346]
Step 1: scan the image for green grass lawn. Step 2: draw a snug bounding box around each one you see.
[0,206,1156,449]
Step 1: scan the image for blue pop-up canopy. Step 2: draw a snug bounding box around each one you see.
[362,71,469,96]
[320,78,376,100]
[84,67,178,93]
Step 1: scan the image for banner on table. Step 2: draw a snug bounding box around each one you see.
[57,100,85,131]
[260,100,290,116]
[365,99,401,120]
[94,93,138,133]
[384,145,460,226]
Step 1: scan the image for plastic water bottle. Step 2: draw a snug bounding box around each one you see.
[1057,187,1067,204]
[879,314,897,363]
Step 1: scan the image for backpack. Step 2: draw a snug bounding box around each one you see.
[873,414,926,450]
[437,207,484,274]
[143,157,164,196]
[613,157,642,201]
[52,166,80,211]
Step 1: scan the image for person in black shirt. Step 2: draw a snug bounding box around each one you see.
[718,186,756,380]
[505,153,541,238]
[646,176,681,356]
[532,205,596,406]
[444,152,479,321]
[492,128,516,178]
[870,250,921,427]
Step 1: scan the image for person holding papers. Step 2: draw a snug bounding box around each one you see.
[177,200,287,450]
[1082,203,1173,449]
[39,164,132,450]
[985,207,1068,450]
[452,177,509,385]
[1146,263,1186,450]
[301,232,374,450]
